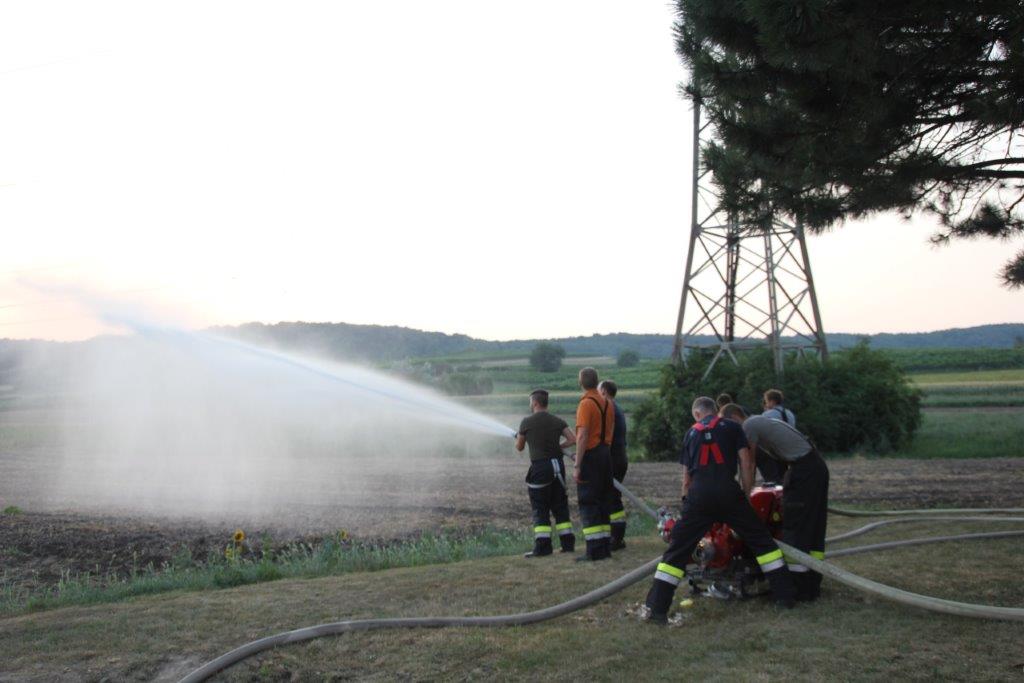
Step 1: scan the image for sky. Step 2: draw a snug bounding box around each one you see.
[1,1,1020,342]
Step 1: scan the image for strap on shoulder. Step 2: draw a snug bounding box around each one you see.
[692,416,720,432]
[585,395,609,444]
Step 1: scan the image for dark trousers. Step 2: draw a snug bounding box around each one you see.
[756,447,787,483]
[528,472,575,553]
[609,445,628,542]
[577,443,613,559]
[645,477,794,614]
[782,450,830,597]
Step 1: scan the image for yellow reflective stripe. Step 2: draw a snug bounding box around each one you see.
[582,525,604,536]
[656,562,684,579]
[533,525,552,533]
[555,522,573,531]
[602,524,612,533]
[810,550,825,560]
[756,549,784,566]
[609,511,626,521]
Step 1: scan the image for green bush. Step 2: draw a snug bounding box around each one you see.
[529,343,566,373]
[617,349,640,367]
[634,343,922,460]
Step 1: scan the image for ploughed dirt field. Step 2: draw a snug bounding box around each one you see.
[2,455,1022,595]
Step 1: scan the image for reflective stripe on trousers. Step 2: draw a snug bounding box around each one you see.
[654,562,684,586]
[756,548,786,573]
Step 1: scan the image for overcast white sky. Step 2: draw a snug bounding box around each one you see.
[1,1,1021,342]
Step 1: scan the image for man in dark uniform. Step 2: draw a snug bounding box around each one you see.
[599,379,629,550]
[721,403,830,602]
[515,390,577,557]
[573,367,615,561]
[643,396,795,623]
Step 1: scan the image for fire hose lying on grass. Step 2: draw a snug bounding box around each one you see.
[179,482,1024,683]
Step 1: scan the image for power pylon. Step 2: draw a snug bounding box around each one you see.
[671,96,828,377]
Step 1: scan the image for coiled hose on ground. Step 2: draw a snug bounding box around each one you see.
[180,482,1024,682]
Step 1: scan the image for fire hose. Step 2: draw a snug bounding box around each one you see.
[180,481,1024,682]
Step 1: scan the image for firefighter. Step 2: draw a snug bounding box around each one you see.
[574,367,615,561]
[762,389,796,425]
[599,379,628,550]
[515,389,577,557]
[720,403,830,602]
[751,389,794,484]
[643,396,795,623]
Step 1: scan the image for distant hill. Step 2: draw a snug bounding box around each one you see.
[3,323,1022,376]
[209,322,476,362]
[210,321,1024,362]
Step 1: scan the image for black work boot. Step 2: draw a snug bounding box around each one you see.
[766,567,796,609]
[795,572,821,601]
[643,579,676,624]
[524,537,553,558]
[578,538,607,561]
[559,532,576,553]
[610,523,627,551]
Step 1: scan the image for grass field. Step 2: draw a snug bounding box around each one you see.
[896,408,1024,458]
[2,347,1022,680]
[2,519,1022,681]
[431,350,1024,459]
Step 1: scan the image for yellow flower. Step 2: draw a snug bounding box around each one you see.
[233,529,245,543]
[338,529,350,542]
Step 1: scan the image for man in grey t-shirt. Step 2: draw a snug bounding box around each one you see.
[743,415,811,462]
[720,404,830,602]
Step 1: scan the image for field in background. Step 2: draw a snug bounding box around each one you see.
[427,348,1024,459]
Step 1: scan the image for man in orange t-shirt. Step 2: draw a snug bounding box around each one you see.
[573,366,615,561]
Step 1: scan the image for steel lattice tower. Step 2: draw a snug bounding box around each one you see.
[671,96,828,376]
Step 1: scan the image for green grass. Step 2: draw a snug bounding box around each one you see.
[484,361,662,394]
[883,347,1024,372]
[2,520,1022,681]
[911,367,1024,384]
[0,528,528,616]
[916,380,1024,408]
[897,407,1024,458]
[0,516,658,617]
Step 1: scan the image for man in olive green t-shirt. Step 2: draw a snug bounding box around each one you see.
[515,389,578,557]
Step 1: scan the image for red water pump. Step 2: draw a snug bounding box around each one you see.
[657,484,784,598]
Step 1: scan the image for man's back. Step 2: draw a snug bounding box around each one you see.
[519,411,569,461]
[763,405,796,426]
[681,416,747,479]
[743,415,811,462]
[611,403,627,451]
[577,389,614,451]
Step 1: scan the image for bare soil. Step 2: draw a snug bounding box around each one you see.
[2,456,1021,595]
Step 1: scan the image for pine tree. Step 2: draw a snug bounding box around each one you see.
[676,0,1024,286]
